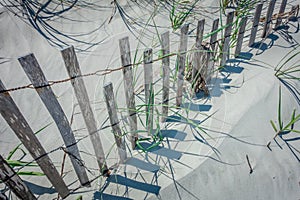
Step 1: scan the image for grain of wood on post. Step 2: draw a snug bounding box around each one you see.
[176,24,189,107]
[220,11,234,67]
[61,46,108,175]
[248,3,263,47]
[119,37,138,149]
[0,79,69,198]
[235,17,248,57]
[104,82,127,163]
[0,154,37,200]
[275,0,287,28]
[161,31,170,122]
[262,0,276,38]
[144,48,154,135]
[18,54,90,187]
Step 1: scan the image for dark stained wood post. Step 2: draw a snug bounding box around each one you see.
[61,46,108,174]
[161,31,170,122]
[220,11,234,67]
[144,48,154,135]
[176,24,189,107]
[248,3,263,47]
[0,154,37,200]
[0,80,69,198]
[235,17,248,57]
[262,0,276,38]
[18,54,90,187]
[207,18,219,84]
[104,82,127,163]
[275,0,287,28]
[119,37,138,149]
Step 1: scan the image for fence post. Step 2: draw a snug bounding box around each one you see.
[262,0,276,38]
[161,31,170,122]
[192,19,205,93]
[104,82,127,163]
[176,24,189,107]
[61,46,108,175]
[0,80,69,198]
[275,0,287,28]
[235,17,248,57]
[18,54,90,187]
[207,18,219,84]
[220,11,234,67]
[119,37,138,149]
[0,154,37,200]
[144,48,154,135]
[248,3,263,47]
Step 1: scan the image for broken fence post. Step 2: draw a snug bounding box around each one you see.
[176,24,189,107]
[235,16,248,57]
[161,31,170,122]
[18,54,90,187]
[144,48,154,135]
[104,82,127,163]
[0,79,69,198]
[220,11,234,67]
[249,3,263,47]
[61,46,108,175]
[119,37,138,149]
[262,0,276,38]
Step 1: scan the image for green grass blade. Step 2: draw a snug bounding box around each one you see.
[270,120,278,132]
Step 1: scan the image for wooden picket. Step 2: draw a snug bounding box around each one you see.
[161,31,170,122]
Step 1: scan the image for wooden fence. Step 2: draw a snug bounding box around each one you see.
[0,0,295,198]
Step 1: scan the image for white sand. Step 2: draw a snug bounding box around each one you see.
[0,1,300,199]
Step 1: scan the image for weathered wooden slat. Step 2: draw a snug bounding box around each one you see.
[275,0,287,28]
[119,37,138,149]
[61,46,108,174]
[143,48,154,135]
[235,17,248,57]
[0,154,37,200]
[220,11,234,67]
[248,3,263,47]
[104,82,127,163]
[0,80,69,198]
[176,24,189,107]
[193,19,205,93]
[18,54,90,186]
[262,0,276,38]
[161,31,170,122]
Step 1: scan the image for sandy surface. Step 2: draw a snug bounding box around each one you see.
[0,0,300,199]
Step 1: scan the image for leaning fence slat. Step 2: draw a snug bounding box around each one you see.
[275,0,287,28]
[61,46,108,175]
[0,80,69,198]
[176,24,189,107]
[161,31,170,122]
[144,48,154,135]
[220,11,234,67]
[0,155,37,200]
[262,0,276,38]
[119,37,138,149]
[235,17,248,57]
[193,19,205,92]
[104,83,127,163]
[18,54,90,186]
[248,3,263,47]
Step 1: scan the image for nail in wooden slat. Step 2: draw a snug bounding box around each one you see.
[18,54,90,186]
[119,37,138,149]
[207,18,219,84]
[104,82,127,163]
[249,3,263,47]
[0,154,37,200]
[0,80,69,198]
[193,19,205,93]
[61,46,108,174]
[262,0,276,38]
[220,12,234,67]
[275,0,287,28]
[176,24,189,107]
[161,31,170,122]
[144,49,154,135]
[235,17,248,57]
